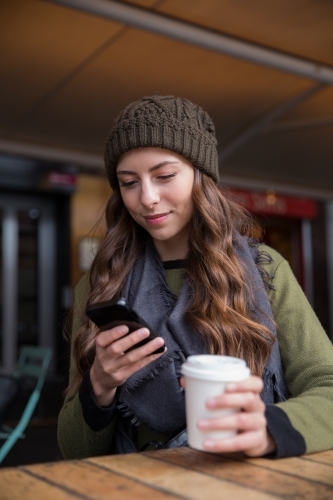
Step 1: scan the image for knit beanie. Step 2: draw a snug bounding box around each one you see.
[104,95,219,188]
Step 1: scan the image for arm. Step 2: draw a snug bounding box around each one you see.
[265,246,333,455]
[57,275,118,459]
[57,274,166,459]
[184,246,333,458]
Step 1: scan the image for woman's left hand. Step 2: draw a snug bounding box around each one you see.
[180,375,276,457]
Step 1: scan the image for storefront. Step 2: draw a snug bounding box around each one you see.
[225,188,317,304]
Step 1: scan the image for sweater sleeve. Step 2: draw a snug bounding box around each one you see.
[57,275,118,460]
[262,245,333,456]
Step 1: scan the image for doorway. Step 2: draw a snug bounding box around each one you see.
[0,194,56,373]
[257,215,313,305]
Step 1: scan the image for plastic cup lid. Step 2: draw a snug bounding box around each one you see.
[181,355,250,381]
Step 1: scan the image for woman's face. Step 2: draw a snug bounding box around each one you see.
[116,147,195,261]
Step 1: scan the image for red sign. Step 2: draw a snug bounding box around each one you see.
[225,188,317,219]
[47,172,77,187]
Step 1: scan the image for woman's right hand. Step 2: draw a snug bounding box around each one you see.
[89,325,165,406]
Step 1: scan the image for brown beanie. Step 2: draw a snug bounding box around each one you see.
[104,95,219,188]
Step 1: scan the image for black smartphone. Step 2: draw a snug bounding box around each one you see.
[86,298,165,354]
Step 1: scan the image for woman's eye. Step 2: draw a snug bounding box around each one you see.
[158,173,176,181]
[119,180,137,188]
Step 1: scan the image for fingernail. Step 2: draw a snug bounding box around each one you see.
[226,383,237,391]
[154,338,164,347]
[138,328,149,338]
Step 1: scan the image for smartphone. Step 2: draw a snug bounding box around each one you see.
[86,298,165,354]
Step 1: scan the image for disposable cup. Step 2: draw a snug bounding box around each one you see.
[181,355,250,451]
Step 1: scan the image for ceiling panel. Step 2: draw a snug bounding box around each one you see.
[0,0,122,134]
[222,125,333,190]
[0,0,332,194]
[274,86,333,120]
[7,25,306,152]
[157,0,333,65]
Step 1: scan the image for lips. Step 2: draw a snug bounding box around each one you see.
[144,212,170,225]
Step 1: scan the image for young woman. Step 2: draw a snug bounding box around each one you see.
[58,95,333,459]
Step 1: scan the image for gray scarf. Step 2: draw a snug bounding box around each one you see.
[114,234,288,453]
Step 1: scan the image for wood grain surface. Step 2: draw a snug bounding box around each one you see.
[0,447,332,500]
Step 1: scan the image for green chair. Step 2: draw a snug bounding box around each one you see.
[0,345,52,463]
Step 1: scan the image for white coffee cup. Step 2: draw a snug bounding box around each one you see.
[181,355,251,451]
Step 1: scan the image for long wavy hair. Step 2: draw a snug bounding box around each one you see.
[67,169,274,395]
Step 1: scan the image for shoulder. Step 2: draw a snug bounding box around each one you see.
[73,273,91,316]
[256,243,297,298]
[257,243,286,272]
[74,273,90,299]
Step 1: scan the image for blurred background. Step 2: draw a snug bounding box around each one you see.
[1,0,333,466]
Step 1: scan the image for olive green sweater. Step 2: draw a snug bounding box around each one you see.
[57,246,333,458]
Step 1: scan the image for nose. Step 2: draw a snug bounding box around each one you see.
[140,181,160,209]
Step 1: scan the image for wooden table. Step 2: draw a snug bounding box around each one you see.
[0,447,332,499]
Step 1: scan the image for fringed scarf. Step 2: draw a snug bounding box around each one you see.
[114,234,288,453]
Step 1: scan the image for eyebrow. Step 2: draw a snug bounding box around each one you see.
[116,160,179,176]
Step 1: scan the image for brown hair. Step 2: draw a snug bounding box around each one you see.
[67,170,273,395]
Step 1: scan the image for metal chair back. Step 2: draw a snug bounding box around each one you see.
[0,345,52,463]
